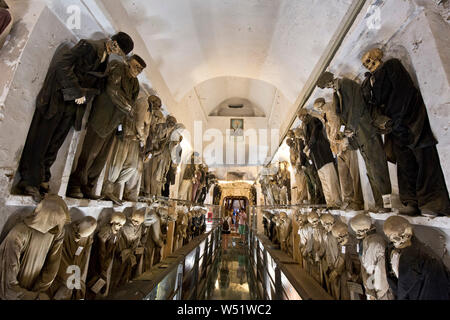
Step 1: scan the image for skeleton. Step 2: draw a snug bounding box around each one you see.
[349,214,393,300]
[305,210,326,286]
[278,161,290,205]
[383,216,450,299]
[49,216,97,300]
[0,195,70,300]
[110,209,146,289]
[320,213,340,295]
[274,211,292,253]
[330,221,364,300]
[294,210,312,270]
[174,206,189,249]
[86,212,126,299]
[141,204,165,270]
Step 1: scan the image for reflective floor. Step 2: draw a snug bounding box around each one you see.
[202,230,259,300]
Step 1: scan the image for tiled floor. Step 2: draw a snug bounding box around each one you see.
[203,230,258,300]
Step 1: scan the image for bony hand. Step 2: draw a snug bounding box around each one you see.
[75,96,86,105]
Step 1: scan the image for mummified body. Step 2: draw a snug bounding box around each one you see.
[0,195,70,300]
[274,212,292,253]
[67,55,143,200]
[19,33,133,202]
[331,221,364,300]
[383,216,450,300]
[305,211,326,286]
[320,213,340,295]
[110,209,145,290]
[317,71,392,212]
[361,48,450,217]
[86,212,126,299]
[48,216,97,300]
[349,214,393,300]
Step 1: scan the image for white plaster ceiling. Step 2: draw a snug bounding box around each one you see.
[121,0,354,104]
[196,76,274,117]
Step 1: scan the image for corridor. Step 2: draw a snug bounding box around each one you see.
[202,231,259,300]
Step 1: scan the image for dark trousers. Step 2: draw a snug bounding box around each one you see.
[304,166,325,204]
[68,126,115,192]
[394,142,450,214]
[19,103,77,187]
[357,134,392,207]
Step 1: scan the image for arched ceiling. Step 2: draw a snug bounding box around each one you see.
[120,0,354,102]
[196,76,274,118]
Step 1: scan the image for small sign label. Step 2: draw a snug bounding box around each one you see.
[382,194,392,209]
[341,246,346,254]
[309,160,313,165]
[357,243,360,253]
[118,124,123,131]
[340,125,346,133]
[75,246,84,256]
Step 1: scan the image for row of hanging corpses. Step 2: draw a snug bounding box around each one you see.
[12,29,219,206]
[263,209,450,300]
[0,195,208,300]
[259,161,292,206]
[280,47,450,217]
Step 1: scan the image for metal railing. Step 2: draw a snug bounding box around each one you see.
[107,223,222,300]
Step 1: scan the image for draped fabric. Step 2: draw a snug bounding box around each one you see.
[386,237,450,300]
[48,223,94,300]
[0,211,66,300]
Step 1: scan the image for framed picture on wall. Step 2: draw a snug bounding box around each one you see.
[230,119,244,136]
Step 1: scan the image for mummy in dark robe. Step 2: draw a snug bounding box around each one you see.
[384,216,450,300]
[48,216,97,300]
[361,48,450,217]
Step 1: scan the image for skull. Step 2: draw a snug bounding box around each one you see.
[383,216,413,249]
[74,216,97,241]
[316,71,335,89]
[279,211,288,224]
[361,48,383,73]
[307,211,320,228]
[320,213,335,233]
[294,128,304,140]
[287,130,295,139]
[313,98,326,112]
[349,214,372,240]
[130,208,145,227]
[331,221,349,246]
[294,210,308,227]
[110,212,126,234]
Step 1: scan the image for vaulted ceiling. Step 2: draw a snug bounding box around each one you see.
[120,0,354,116]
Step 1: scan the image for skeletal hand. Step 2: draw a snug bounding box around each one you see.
[75,96,86,105]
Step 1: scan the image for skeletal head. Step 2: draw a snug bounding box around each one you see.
[297,108,309,121]
[294,128,304,139]
[383,216,413,249]
[331,221,349,246]
[307,210,320,228]
[74,216,97,241]
[287,130,295,139]
[320,213,335,232]
[110,212,126,234]
[316,71,335,89]
[361,48,383,73]
[295,211,308,227]
[313,98,326,112]
[349,214,372,239]
[148,95,162,110]
[130,208,145,227]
